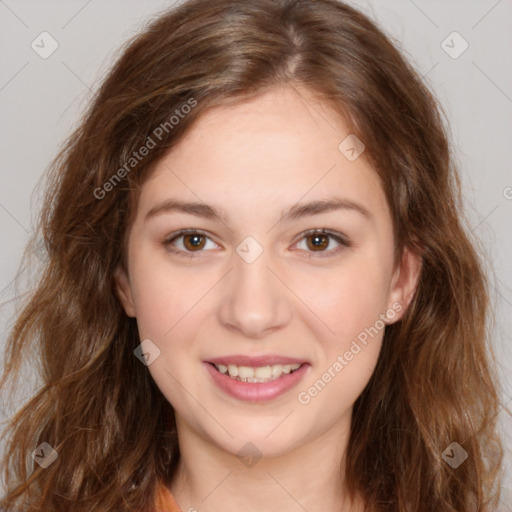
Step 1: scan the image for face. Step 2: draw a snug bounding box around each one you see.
[115,86,420,459]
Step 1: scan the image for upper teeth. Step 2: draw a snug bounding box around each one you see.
[214,363,301,382]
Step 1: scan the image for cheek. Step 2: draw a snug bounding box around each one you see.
[131,280,178,340]
[128,244,205,340]
[304,257,392,342]
[295,253,392,405]
[128,256,208,408]
[295,267,388,414]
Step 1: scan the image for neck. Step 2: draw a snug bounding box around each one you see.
[169,416,364,512]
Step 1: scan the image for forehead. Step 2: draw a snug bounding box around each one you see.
[139,87,389,223]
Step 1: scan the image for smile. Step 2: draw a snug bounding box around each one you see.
[204,358,310,402]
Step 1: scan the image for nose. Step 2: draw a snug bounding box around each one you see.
[217,246,293,339]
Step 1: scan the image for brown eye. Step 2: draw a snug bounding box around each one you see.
[294,229,351,258]
[183,233,206,251]
[306,233,329,251]
[163,229,218,258]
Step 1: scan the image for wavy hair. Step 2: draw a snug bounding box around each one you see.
[0,0,505,510]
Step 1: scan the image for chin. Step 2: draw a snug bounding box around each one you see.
[207,418,308,460]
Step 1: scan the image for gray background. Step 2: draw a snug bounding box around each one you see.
[1,0,511,504]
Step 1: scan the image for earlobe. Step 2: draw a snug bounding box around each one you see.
[387,246,422,323]
[114,266,136,318]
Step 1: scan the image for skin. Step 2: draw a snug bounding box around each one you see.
[115,85,421,512]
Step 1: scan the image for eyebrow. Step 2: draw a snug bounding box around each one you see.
[144,197,372,223]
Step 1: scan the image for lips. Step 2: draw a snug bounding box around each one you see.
[203,354,311,402]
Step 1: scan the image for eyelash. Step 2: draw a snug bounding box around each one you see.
[162,228,352,259]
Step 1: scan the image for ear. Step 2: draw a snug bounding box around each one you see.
[386,246,422,324]
[114,266,136,317]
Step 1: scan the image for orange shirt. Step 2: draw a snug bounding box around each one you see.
[155,481,182,512]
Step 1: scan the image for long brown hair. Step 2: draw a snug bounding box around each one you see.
[0,0,505,510]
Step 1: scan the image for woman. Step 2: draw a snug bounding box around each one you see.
[0,0,506,510]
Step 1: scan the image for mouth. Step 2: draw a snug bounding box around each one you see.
[203,355,311,402]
